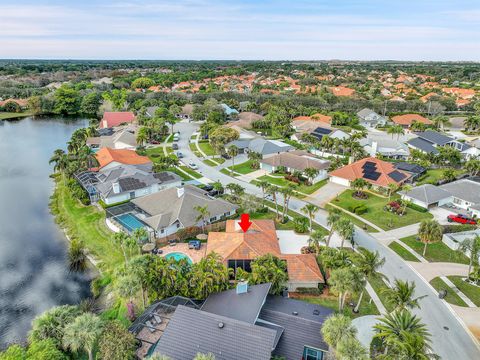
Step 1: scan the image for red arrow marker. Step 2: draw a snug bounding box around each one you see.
[238,213,252,233]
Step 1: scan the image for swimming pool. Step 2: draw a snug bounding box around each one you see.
[114,213,146,233]
[165,252,192,264]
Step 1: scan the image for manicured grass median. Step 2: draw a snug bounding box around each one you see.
[448,276,480,306]
[400,235,469,264]
[332,190,432,231]
[430,277,468,307]
[203,159,218,166]
[178,166,202,179]
[198,140,216,156]
[388,241,420,262]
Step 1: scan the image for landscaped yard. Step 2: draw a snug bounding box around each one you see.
[417,168,464,185]
[325,205,378,233]
[178,166,203,179]
[367,274,395,313]
[146,146,165,158]
[400,235,469,264]
[447,276,480,306]
[227,159,257,174]
[430,277,468,307]
[296,289,380,318]
[0,111,33,120]
[332,190,432,231]
[388,241,420,262]
[254,175,327,196]
[197,140,216,156]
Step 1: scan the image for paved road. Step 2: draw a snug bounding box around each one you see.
[176,121,480,360]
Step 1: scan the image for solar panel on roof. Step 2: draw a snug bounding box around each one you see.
[388,170,407,182]
[363,171,381,181]
[312,127,332,135]
[362,161,376,169]
[118,178,146,191]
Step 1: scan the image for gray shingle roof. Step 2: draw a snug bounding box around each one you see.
[399,184,452,205]
[132,185,239,230]
[407,137,439,154]
[248,138,293,155]
[357,108,376,119]
[153,305,277,360]
[439,179,480,205]
[201,283,271,324]
[394,162,426,174]
[258,296,333,359]
[260,152,330,172]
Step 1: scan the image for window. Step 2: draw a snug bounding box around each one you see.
[129,191,135,199]
[303,347,324,360]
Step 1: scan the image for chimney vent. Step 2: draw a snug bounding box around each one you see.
[176,187,185,198]
[236,280,248,295]
[112,182,120,194]
[218,322,224,329]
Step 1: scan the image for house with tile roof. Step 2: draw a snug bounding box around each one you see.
[207,219,324,291]
[391,114,433,128]
[329,86,355,97]
[94,148,151,171]
[100,111,136,129]
[329,157,411,188]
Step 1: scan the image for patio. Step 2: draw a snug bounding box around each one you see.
[159,242,206,263]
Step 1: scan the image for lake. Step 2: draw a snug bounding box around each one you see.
[0,116,92,348]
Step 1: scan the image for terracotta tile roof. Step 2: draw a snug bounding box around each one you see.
[0,98,29,107]
[329,157,410,187]
[101,112,136,129]
[419,92,439,103]
[391,114,432,126]
[292,116,311,121]
[95,148,151,169]
[207,220,324,283]
[442,87,476,99]
[311,113,332,124]
[456,99,471,107]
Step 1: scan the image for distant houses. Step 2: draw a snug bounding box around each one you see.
[94,148,151,171]
[391,114,432,129]
[356,108,387,128]
[407,130,479,159]
[100,111,136,129]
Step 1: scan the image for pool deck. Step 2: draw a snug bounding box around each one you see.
[159,243,206,263]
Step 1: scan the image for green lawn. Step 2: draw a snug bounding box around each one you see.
[50,177,123,272]
[388,241,420,262]
[368,275,395,313]
[255,176,327,196]
[167,167,192,181]
[417,168,464,185]
[220,168,238,176]
[325,204,378,233]
[332,190,432,231]
[297,290,379,318]
[227,160,257,174]
[203,159,218,166]
[146,146,165,158]
[448,276,480,306]
[189,143,203,157]
[400,235,469,264]
[0,111,33,120]
[430,277,468,307]
[178,166,202,179]
[198,141,216,156]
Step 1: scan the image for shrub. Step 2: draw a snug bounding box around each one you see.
[296,287,321,295]
[354,205,368,215]
[442,224,478,234]
[406,202,428,213]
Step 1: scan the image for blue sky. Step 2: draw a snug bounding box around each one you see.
[0,0,479,60]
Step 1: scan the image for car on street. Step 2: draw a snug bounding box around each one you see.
[172,143,179,150]
[176,151,184,158]
[189,162,198,170]
[208,190,219,197]
[447,214,477,225]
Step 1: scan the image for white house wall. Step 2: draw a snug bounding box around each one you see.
[329,176,350,187]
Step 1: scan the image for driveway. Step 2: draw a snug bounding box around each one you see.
[176,120,480,359]
[277,230,310,254]
[305,181,347,206]
[430,206,457,224]
[408,262,470,282]
[352,315,379,348]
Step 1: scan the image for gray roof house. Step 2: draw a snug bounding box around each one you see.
[86,129,138,150]
[228,137,293,156]
[399,184,453,208]
[76,164,182,205]
[131,185,239,236]
[407,130,479,158]
[131,282,333,360]
[357,108,388,128]
[359,134,410,159]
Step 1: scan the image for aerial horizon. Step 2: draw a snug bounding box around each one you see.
[1,0,480,61]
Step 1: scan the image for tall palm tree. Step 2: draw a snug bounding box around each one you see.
[136,126,149,146]
[265,184,279,218]
[63,313,103,360]
[382,279,427,311]
[337,217,354,248]
[329,267,364,311]
[301,203,319,233]
[326,207,342,247]
[336,336,369,360]
[457,235,480,277]
[387,183,398,200]
[418,219,443,257]
[280,184,296,222]
[127,255,151,308]
[116,274,141,315]
[353,248,386,313]
[308,230,325,255]
[227,145,238,174]
[256,180,270,207]
[321,314,357,351]
[113,232,130,266]
[392,331,440,360]
[194,205,210,234]
[387,125,405,140]
[189,253,230,299]
[374,310,432,358]
[68,239,88,272]
[432,115,450,131]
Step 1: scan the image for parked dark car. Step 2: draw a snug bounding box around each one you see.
[202,184,214,191]
[172,143,179,150]
[208,190,219,197]
[221,153,231,159]
[447,214,477,225]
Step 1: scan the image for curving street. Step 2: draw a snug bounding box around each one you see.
[175,120,480,360]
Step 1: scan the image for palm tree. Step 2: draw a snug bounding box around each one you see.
[189,253,230,299]
[127,255,151,308]
[265,184,279,218]
[303,167,319,185]
[250,254,288,295]
[337,217,354,248]
[227,145,238,174]
[113,232,130,266]
[391,331,440,360]
[136,126,149,146]
[457,235,480,278]
[321,314,357,351]
[326,207,342,247]
[194,205,210,234]
[374,310,432,358]
[193,353,216,360]
[353,248,386,313]
[382,279,427,311]
[387,125,405,140]
[387,183,398,200]
[63,313,103,360]
[68,239,88,272]
[301,203,319,233]
[49,149,69,173]
[418,219,443,257]
[465,115,480,132]
[329,267,364,311]
[280,184,296,222]
[336,336,369,360]
[308,230,325,255]
[432,115,450,131]
[351,178,370,198]
[116,274,141,318]
[132,227,149,248]
[247,151,262,169]
[256,179,270,207]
